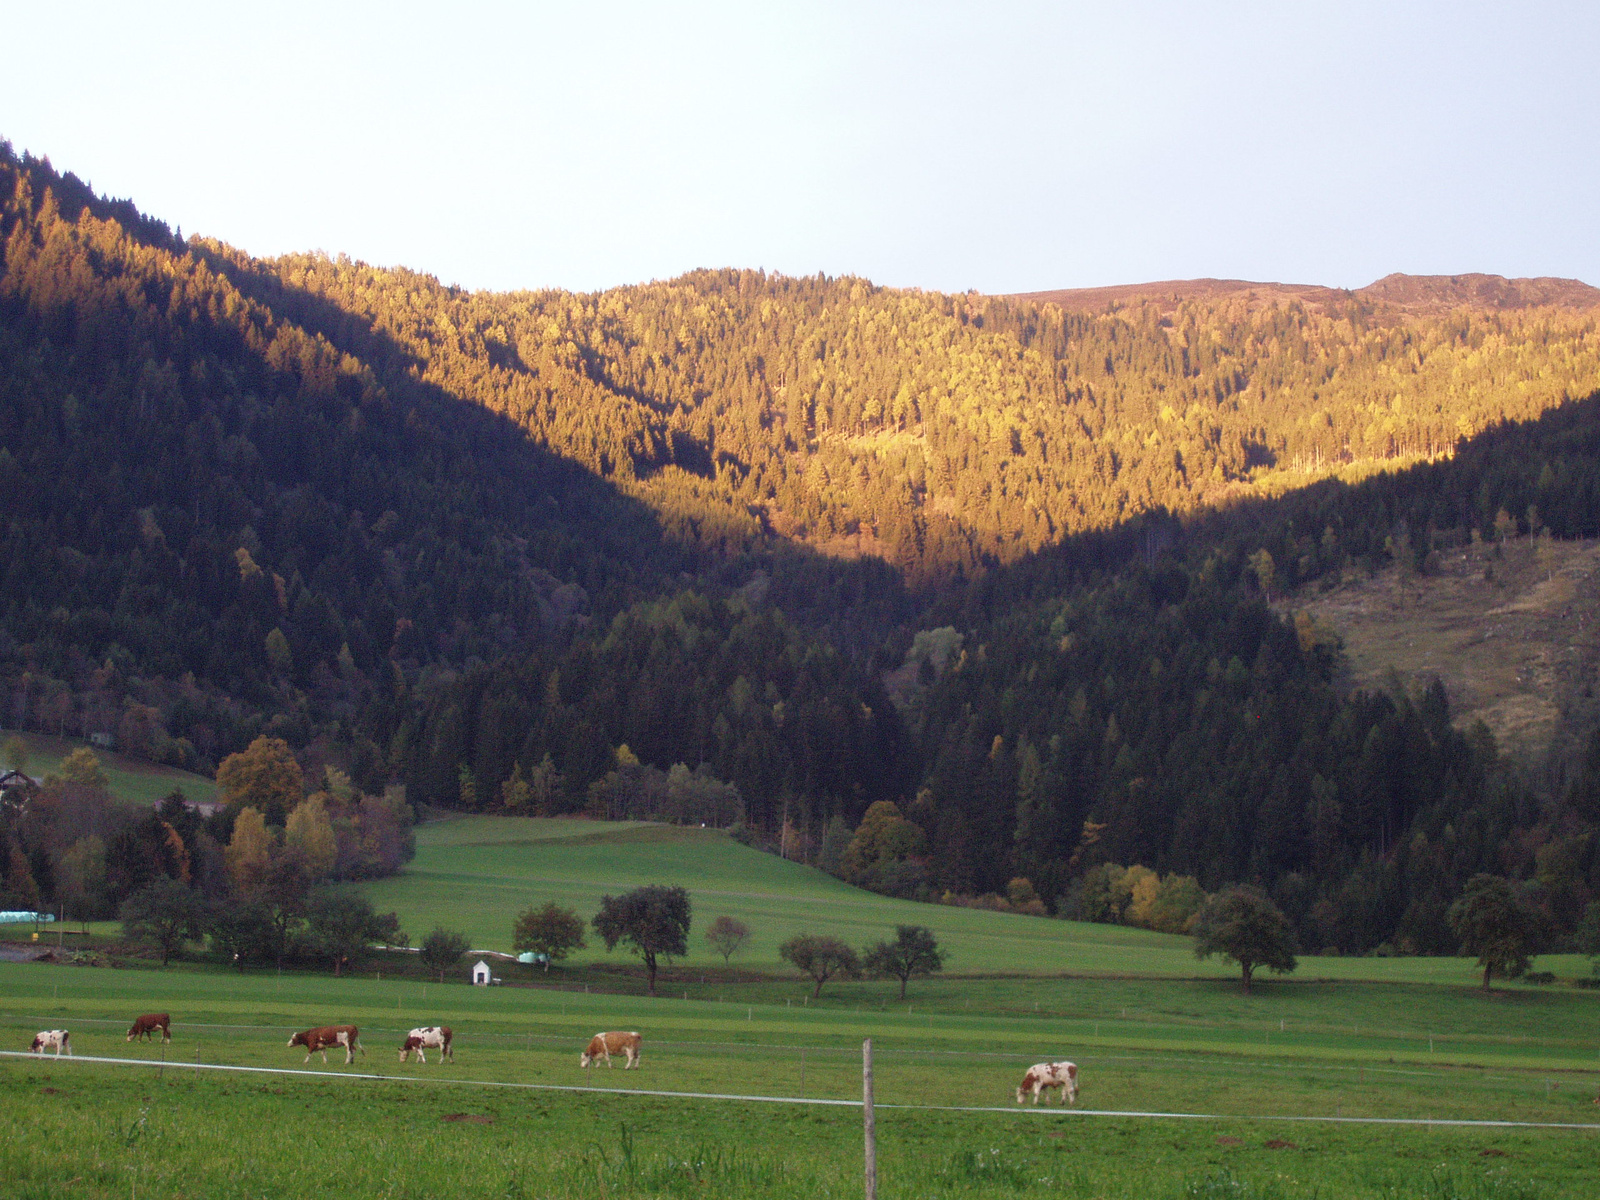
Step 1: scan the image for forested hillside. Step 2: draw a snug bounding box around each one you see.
[5,142,1600,956]
[215,245,1600,583]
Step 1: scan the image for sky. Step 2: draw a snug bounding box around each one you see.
[3,1,1597,296]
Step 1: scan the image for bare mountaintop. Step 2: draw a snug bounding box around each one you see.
[1010,272,1600,315]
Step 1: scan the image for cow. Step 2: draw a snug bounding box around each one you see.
[1015,1061,1078,1105]
[399,1026,454,1063]
[288,1025,364,1064]
[127,1013,172,1043]
[580,1030,642,1070]
[30,1030,71,1056]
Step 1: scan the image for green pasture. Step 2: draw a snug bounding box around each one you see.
[354,815,1582,991]
[1,960,1599,1198]
[0,728,219,807]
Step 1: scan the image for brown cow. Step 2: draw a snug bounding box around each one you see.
[288,1025,364,1064]
[580,1030,641,1070]
[1015,1061,1079,1105]
[127,1013,172,1043]
[399,1026,453,1063]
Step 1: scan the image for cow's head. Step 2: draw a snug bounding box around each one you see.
[400,1037,421,1061]
[579,1050,594,1067]
[288,1032,306,1048]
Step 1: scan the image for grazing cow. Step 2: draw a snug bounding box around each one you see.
[127,1013,172,1043]
[399,1026,454,1063]
[30,1030,71,1056]
[580,1030,642,1070]
[288,1025,364,1064]
[1015,1061,1079,1105]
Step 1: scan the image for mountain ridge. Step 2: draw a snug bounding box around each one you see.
[1009,272,1600,316]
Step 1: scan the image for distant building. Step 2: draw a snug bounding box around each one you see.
[471,959,492,985]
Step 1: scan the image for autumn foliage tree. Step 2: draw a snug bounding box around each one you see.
[217,738,304,827]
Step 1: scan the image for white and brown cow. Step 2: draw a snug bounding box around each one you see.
[127,1013,172,1043]
[288,1025,364,1064]
[399,1026,453,1063]
[580,1030,641,1070]
[30,1030,71,1056]
[1015,1061,1078,1105]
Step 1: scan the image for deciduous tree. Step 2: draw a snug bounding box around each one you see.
[704,914,751,965]
[216,737,304,826]
[1448,874,1547,992]
[1192,885,1297,994]
[119,876,208,966]
[592,885,691,996]
[303,890,403,975]
[863,924,946,1000]
[512,901,586,970]
[419,927,472,982]
[779,933,860,998]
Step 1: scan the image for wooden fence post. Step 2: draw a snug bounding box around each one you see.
[863,1037,877,1200]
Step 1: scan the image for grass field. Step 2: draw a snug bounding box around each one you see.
[353,815,1588,992]
[6,810,1599,1195]
[0,729,220,807]
[1,960,1598,1198]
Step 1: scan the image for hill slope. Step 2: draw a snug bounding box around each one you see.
[355,814,1510,987]
[1292,534,1600,773]
[7,142,1600,963]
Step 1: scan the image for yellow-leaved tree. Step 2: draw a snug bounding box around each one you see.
[224,806,276,896]
[285,793,338,881]
[216,737,304,826]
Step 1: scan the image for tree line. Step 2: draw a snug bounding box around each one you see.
[0,738,412,972]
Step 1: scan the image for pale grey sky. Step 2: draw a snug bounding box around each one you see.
[3,1,1595,295]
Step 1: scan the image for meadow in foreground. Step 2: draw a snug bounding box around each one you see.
[2,957,1598,1198]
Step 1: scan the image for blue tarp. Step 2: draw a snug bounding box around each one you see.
[0,911,55,924]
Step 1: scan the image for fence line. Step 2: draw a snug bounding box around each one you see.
[3,1051,1598,1132]
[3,1012,1592,1091]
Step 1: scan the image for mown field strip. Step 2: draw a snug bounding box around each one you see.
[7,1051,1599,1132]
